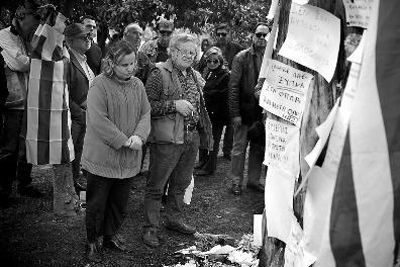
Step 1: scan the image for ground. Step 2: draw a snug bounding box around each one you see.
[0,155,264,267]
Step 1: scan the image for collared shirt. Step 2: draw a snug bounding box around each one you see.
[70,48,95,85]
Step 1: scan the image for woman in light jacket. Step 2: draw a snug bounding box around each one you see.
[82,40,150,261]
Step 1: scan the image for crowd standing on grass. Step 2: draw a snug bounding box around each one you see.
[0,0,269,262]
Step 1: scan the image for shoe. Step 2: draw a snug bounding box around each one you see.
[96,236,103,252]
[165,220,196,235]
[195,169,214,176]
[247,183,264,193]
[232,184,241,196]
[86,242,102,262]
[104,234,128,252]
[18,185,43,198]
[74,181,87,192]
[142,228,160,247]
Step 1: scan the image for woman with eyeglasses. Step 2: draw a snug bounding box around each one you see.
[195,46,230,176]
[82,40,150,261]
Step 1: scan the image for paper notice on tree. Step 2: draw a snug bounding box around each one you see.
[284,215,317,267]
[279,3,340,82]
[304,98,340,168]
[259,60,313,126]
[343,0,373,28]
[265,167,296,244]
[264,118,300,176]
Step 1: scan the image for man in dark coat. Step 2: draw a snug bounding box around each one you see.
[228,22,270,195]
[65,23,95,193]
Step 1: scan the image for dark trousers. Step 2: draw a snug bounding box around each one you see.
[144,133,199,230]
[71,118,86,181]
[0,110,32,196]
[85,172,133,243]
[222,124,233,157]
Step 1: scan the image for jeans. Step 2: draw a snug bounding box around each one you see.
[229,124,264,186]
[144,132,199,230]
[222,124,233,157]
[86,172,133,243]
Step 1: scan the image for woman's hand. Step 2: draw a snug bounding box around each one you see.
[127,135,143,150]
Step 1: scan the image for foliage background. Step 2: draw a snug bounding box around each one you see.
[1,0,271,49]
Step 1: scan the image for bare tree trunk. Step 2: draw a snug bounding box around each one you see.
[259,0,347,266]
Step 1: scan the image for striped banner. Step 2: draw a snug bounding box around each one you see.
[304,0,400,266]
[25,11,74,165]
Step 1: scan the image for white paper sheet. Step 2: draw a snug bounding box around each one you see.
[265,167,296,243]
[304,98,340,168]
[343,0,373,28]
[264,118,300,176]
[279,3,340,82]
[259,60,313,126]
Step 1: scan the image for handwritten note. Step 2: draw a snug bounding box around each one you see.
[343,0,373,28]
[259,60,313,126]
[279,3,340,82]
[264,118,300,176]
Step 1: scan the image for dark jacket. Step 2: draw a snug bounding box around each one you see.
[203,67,230,124]
[85,42,102,76]
[217,41,244,70]
[67,50,90,124]
[229,46,263,126]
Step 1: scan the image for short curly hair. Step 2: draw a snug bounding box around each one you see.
[168,33,198,56]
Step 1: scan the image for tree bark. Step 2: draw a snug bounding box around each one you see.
[260,0,347,266]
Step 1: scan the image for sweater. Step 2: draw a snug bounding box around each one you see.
[81,74,151,179]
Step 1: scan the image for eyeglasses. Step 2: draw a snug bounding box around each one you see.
[216,32,227,37]
[255,33,268,38]
[159,30,172,36]
[175,48,196,58]
[206,59,219,64]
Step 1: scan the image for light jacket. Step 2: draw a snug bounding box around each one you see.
[0,26,29,109]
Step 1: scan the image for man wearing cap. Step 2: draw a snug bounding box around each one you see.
[82,15,102,75]
[155,18,174,63]
[0,1,42,201]
[228,22,270,195]
[65,23,95,193]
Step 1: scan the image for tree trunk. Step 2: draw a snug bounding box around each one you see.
[259,0,347,266]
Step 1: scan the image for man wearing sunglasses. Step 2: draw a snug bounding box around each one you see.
[65,23,96,194]
[228,22,270,196]
[155,18,174,63]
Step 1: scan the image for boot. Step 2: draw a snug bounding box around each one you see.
[195,151,217,176]
[194,148,208,169]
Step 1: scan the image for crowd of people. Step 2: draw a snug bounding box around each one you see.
[0,1,271,262]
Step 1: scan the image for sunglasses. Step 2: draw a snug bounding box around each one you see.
[78,35,92,41]
[206,59,219,64]
[159,30,172,36]
[255,33,268,38]
[216,32,227,37]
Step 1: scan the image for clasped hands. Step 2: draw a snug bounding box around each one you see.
[175,100,195,117]
[123,135,142,150]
